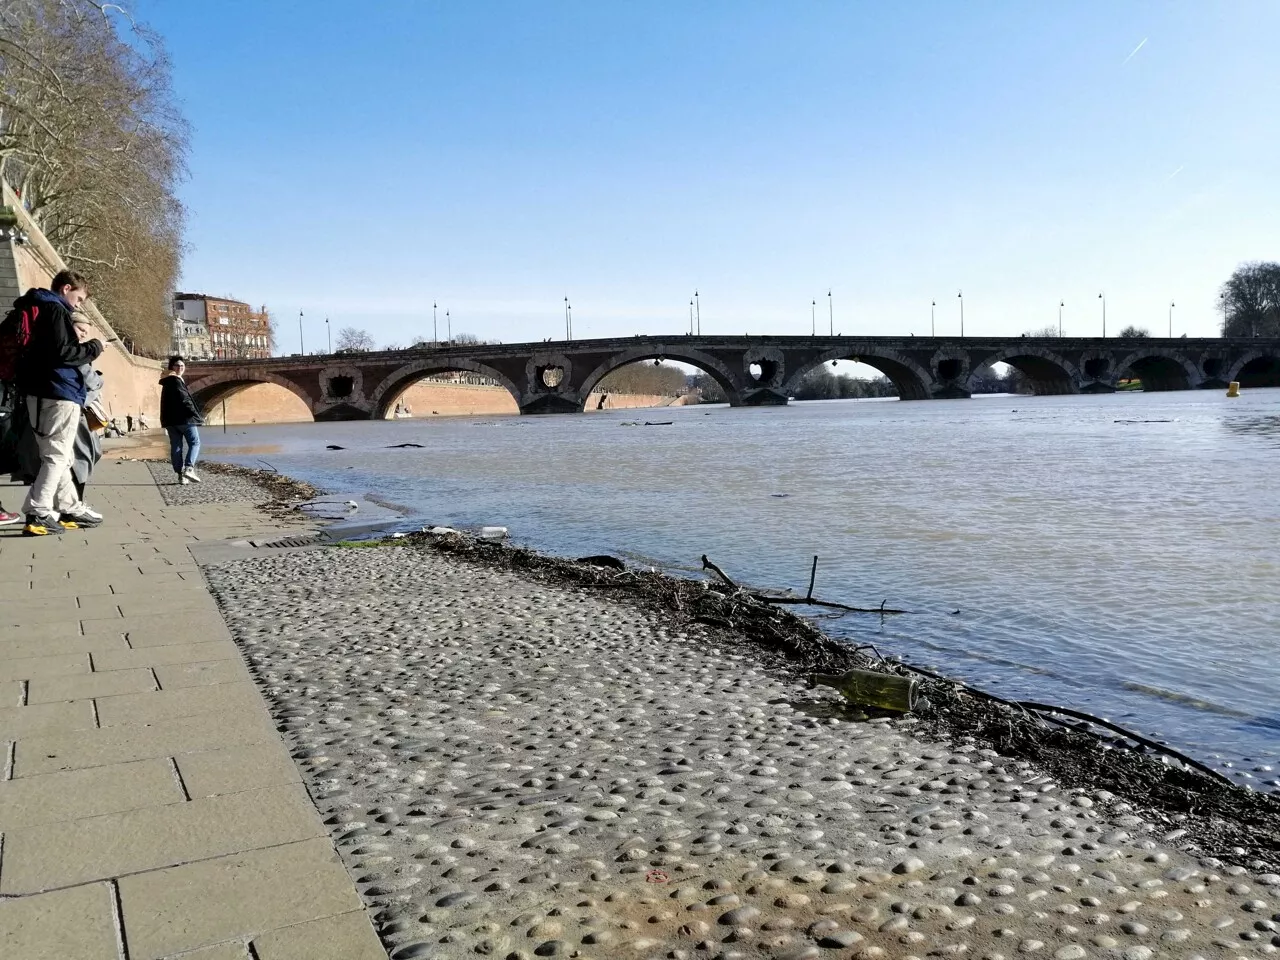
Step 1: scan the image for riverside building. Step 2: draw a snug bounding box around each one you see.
[173,292,272,360]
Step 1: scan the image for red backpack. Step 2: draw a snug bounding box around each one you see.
[0,298,37,384]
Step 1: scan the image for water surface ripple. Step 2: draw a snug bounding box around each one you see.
[203,388,1280,789]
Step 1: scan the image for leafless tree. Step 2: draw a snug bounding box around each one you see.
[335,326,376,352]
[1117,325,1149,338]
[0,0,188,353]
[598,361,688,396]
[1022,325,1061,337]
[1219,262,1280,338]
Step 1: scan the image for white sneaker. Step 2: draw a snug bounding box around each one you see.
[179,475,190,485]
[183,468,202,483]
[77,504,104,522]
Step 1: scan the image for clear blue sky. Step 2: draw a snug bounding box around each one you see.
[140,1,1279,349]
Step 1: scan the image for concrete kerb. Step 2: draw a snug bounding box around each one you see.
[0,458,386,959]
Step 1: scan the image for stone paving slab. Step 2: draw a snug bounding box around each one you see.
[0,652,91,683]
[93,680,265,727]
[117,838,367,959]
[0,881,119,960]
[0,757,184,829]
[14,692,282,777]
[153,657,251,689]
[0,699,97,739]
[1,783,324,894]
[27,666,157,704]
[175,741,304,799]
[1,459,383,957]
[92,639,241,672]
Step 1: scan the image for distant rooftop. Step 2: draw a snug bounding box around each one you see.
[174,292,249,305]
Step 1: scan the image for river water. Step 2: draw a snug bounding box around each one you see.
[201,388,1280,790]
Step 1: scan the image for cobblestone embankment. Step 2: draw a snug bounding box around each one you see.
[198,539,1280,960]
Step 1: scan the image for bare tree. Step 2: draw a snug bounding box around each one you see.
[335,326,375,352]
[1219,262,1280,338]
[1022,325,1061,337]
[1117,325,1149,338]
[0,0,189,354]
[598,361,688,396]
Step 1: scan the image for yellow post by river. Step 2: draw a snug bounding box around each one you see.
[1227,381,1240,397]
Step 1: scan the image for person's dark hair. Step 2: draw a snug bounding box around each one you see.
[168,355,186,370]
[50,270,89,296]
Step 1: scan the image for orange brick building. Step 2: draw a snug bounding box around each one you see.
[173,293,273,360]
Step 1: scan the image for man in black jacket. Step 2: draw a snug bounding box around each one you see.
[159,356,205,484]
[16,270,105,535]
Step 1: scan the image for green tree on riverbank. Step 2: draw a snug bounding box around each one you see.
[1220,262,1280,338]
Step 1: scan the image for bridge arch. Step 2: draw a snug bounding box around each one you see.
[368,357,523,419]
[782,346,932,401]
[1226,350,1280,388]
[186,371,316,419]
[577,346,743,409]
[1115,349,1200,392]
[968,346,1079,396]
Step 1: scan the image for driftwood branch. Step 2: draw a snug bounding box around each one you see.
[702,554,908,615]
[700,555,739,590]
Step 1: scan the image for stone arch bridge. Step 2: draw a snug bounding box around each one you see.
[184,335,1280,420]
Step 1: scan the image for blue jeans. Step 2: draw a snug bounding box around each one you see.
[167,424,201,474]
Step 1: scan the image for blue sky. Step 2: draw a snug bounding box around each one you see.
[141,1,1279,350]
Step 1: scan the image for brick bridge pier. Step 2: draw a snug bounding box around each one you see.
[184,335,1280,420]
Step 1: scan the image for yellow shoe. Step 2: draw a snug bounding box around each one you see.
[22,513,67,536]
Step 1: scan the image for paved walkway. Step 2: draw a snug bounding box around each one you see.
[0,458,386,960]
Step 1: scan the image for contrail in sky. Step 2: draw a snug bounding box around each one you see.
[1164,165,1185,182]
[1122,37,1148,64]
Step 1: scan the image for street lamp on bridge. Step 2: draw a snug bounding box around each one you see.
[828,290,833,336]
[1169,301,1175,338]
[433,302,438,343]
[446,309,451,343]
[695,290,701,335]
[1098,293,1106,337]
[957,290,964,337]
[564,297,572,341]
[931,300,935,337]
[1059,300,1064,337]
[689,299,694,335]
[811,299,816,336]
[298,309,304,355]
[326,317,331,354]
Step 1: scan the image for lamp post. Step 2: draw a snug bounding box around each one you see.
[325,317,331,353]
[1098,292,1106,337]
[298,309,304,354]
[828,290,833,336]
[931,300,935,337]
[689,299,694,335]
[564,297,571,341]
[1059,300,1064,337]
[433,302,438,343]
[446,309,451,343]
[811,299,816,336]
[694,290,700,335]
[1168,301,1175,338]
[957,290,964,337]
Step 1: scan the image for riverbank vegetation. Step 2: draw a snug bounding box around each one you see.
[0,0,188,355]
[1220,261,1280,338]
[597,360,688,396]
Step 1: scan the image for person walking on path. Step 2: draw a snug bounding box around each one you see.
[160,356,204,484]
[14,271,105,535]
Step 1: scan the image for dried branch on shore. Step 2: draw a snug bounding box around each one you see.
[702,554,909,615]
